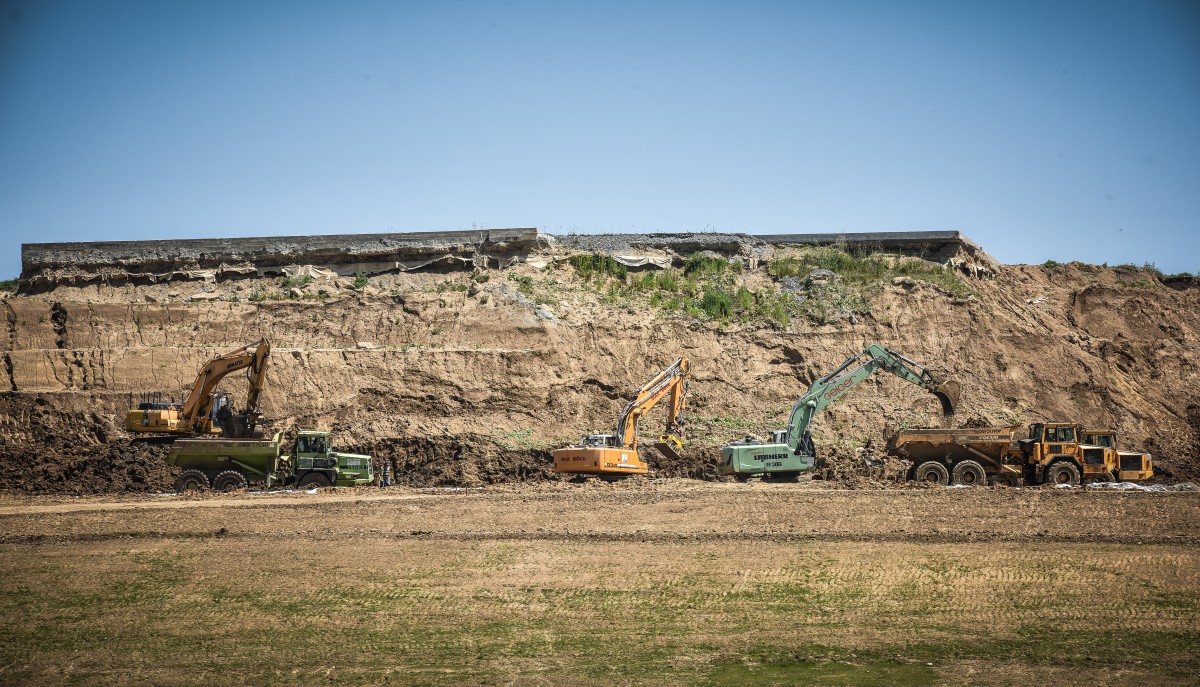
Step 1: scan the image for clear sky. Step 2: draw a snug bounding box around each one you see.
[1,0,1197,278]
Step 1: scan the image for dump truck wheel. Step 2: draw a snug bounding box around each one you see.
[212,470,248,492]
[952,460,987,486]
[914,461,950,486]
[175,470,209,494]
[298,472,332,489]
[1045,461,1081,487]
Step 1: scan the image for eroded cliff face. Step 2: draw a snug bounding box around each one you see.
[1,245,1197,493]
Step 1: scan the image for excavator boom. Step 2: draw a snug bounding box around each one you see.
[554,357,690,476]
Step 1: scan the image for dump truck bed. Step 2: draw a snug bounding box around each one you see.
[167,431,285,482]
[888,426,1021,468]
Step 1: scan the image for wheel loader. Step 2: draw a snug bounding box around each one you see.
[1080,429,1154,481]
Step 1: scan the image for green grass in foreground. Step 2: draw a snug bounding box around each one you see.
[0,541,1197,686]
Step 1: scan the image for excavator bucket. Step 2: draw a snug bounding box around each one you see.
[933,380,960,416]
[653,442,683,461]
[653,434,684,461]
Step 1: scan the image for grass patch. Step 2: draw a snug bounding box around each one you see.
[569,253,628,281]
[0,277,17,292]
[568,245,974,329]
[769,246,973,298]
[684,252,739,277]
[507,273,535,297]
[706,658,936,687]
[278,275,313,289]
[765,246,974,325]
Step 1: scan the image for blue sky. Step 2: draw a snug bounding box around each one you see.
[1,0,1197,278]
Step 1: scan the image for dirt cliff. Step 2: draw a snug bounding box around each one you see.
[1,234,1197,493]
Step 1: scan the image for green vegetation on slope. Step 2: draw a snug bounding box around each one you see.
[567,245,975,329]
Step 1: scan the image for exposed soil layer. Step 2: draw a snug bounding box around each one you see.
[1,237,1198,493]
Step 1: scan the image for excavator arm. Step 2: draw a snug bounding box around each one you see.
[181,338,271,434]
[614,357,690,453]
[783,343,957,453]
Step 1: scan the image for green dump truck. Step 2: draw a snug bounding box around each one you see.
[168,429,374,492]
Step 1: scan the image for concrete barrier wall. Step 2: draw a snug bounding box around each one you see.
[20,228,991,289]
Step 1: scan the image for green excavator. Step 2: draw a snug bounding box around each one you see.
[718,344,959,480]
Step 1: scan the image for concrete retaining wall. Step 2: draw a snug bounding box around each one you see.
[20,228,992,290]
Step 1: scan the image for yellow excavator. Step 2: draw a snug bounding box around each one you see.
[126,338,271,438]
[553,357,690,476]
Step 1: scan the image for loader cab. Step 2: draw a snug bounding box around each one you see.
[579,434,619,448]
[1026,423,1077,442]
[1081,430,1115,449]
[1022,423,1082,467]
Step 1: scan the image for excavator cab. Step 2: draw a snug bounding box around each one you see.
[210,392,233,429]
[578,434,619,448]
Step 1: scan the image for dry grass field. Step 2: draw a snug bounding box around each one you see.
[1,482,1198,686]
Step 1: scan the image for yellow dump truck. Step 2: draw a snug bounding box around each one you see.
[889,422,1151,486]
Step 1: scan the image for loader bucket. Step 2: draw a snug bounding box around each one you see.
[933,380,960,416]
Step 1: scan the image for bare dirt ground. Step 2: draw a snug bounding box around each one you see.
[1,482,1197,686]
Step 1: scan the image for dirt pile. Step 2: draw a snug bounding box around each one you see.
[357,434,555,487]
[1,236,1198,493]
[0,393,176,494]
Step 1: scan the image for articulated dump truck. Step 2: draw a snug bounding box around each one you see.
[168,430,374,492]
[888,422,1153,487]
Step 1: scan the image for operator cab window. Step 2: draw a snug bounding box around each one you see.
[1045,427,1075,443]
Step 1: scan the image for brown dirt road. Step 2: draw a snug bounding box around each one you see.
[1,481,1198,545]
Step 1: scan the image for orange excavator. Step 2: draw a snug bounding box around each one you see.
[126,338,271,438]
[553,357,690,476]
